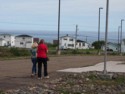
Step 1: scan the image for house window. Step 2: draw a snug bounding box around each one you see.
[79,43,81,47]
[7,41,9,44]
[63,38,67,40]
[82,43,85,46]
[22,37,25,40]
[20,42,23,45]
[69,39,73,41]
[27,41,32,43]
[4,43,6,46]
[68,44,74,47]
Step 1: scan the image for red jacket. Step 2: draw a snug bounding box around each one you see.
[37,43,48,58]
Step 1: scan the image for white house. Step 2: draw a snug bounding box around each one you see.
[59,35,89,50]
[102,40,125,53]
[59,35,75,49]
[102,42,119,52]
[15,34,33,48]
[76,40,89,49]
[0,38,7,46]
[0,34,15,46]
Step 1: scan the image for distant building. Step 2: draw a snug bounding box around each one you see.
[59,34,89,50]
[76,40,89,49]
[59,35,75,49]
[53,40,58,45]
[101,40,125,53]
[102,42,119,52]
[33,38,39,43]
[15,34,33,48]
[0,34,15,46]
[0,38,7,46]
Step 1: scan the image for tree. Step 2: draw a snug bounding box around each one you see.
[92,40,105,49]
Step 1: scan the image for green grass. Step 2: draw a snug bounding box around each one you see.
[0,90,5,94]
[0,46,124,60]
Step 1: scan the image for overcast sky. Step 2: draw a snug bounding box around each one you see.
[0,0,125,35]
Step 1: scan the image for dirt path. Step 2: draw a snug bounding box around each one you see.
[0,55,124,90]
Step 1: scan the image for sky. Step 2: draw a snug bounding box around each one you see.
[0,0,125,42]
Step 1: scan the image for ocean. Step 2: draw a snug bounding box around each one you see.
[0,30,122,44]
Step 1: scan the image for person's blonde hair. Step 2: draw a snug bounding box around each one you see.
[32,42,38,48]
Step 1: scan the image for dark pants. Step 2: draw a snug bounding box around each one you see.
[37,57,48,78]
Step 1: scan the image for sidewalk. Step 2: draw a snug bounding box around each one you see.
[58,61,125,73]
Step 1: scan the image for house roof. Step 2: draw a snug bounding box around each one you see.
[0,38,4,40]
[77,40,85,42]
[16,34,32,37]
[0,33,12,36]
[107,42,118,46]
[60,34,75,39]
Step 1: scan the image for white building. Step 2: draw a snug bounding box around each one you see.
[101,40,125,53]
[102,42,119,52]
[59,35,89,50]
[0,34,15,46]
[76,40,89,49]
[15,34,33,48]
[59,35,75,49]
[0,38,7,46]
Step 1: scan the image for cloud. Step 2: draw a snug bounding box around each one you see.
[0,0,124,32]
[0,0,125,16]
[0,0,58,15]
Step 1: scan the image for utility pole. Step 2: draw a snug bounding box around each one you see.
[86,36,88,43]
[120,19,124,55]
[104,0,109,75]
[57,0,61,55]
[75,25,78,49]
[98,7,103,55]
[118,26,120,53]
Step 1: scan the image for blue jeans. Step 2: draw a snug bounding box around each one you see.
[31,58,37,74]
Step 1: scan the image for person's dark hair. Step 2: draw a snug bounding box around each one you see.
[39,39,44,44]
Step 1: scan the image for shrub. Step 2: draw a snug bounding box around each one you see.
[10,47,30,56]
[85,51,91,54]
[0,47,13,57]
[0,90,5,94]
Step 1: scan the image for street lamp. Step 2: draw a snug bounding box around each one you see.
[104,0,109,75]
[120,19,124,55]
[57,0,61,55]
[118,26,121,53]
[98,7,103,55]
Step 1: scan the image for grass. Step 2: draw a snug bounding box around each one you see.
[87,73,125,85]
[0,90,4,94]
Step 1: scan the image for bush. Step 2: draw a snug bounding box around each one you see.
[0,90,5,94]
[0,47,13,57]
[10,47,30,56]
[72,50,78,54]
[85,51,91,54]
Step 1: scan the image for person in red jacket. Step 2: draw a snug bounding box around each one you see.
[37,39,49,79]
